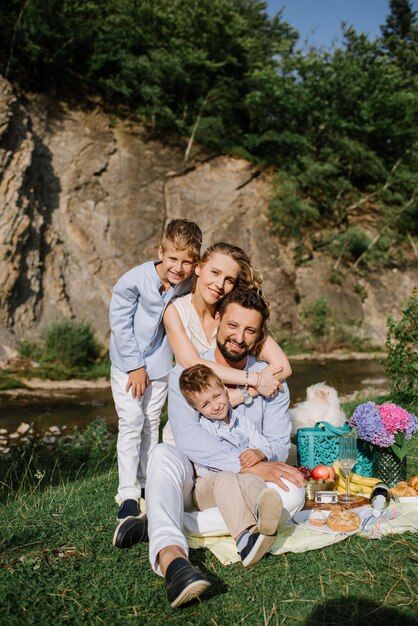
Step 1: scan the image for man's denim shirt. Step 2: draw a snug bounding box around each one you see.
[168,349,292,473]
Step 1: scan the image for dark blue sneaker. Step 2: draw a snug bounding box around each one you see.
[165,557,211,608]
[113,514,149,548]
[239,532,276,568]
[117,499,139,521]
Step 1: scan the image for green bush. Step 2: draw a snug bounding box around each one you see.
[41,320,101,367]
[301,297,329,339]
[18,339,43,361]
[385,290,418,403]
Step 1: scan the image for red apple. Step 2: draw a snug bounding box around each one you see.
[328,466,336,480]
[311,465,334,480]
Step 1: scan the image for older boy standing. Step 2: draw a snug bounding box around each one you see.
[109,219,202,521]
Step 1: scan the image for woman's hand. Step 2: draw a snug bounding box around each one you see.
[262,363,284,389]
[253,367,283,397]
[126,367,149,399]
[239,448,266,468]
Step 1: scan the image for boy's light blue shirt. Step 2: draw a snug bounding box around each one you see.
[195,408,276,476]
[109,261,193,380]
[168,348,291,473]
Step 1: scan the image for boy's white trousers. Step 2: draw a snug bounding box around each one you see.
[147,443,306,575]
[111,365,168,501]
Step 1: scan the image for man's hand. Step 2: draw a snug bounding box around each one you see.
[241,461,305,492]
[227,386,246,408]
[239,448,266,468]
[126,367,149,399]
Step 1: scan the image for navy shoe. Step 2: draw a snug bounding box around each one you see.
[165,557,211,608]
[113,514,149,549]
[117,499,139,521]
[239,532,276,568]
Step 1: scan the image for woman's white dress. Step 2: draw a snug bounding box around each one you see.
[162,293,216,445]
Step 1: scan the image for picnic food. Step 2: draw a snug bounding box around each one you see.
[409,476,418,490]
[326,508,361,532]
[305,477,336,500]
[389,478,418,497]
[332,460,382,497]
[311,465,335,480]
[297,466,312,480]
[308,510,327,526]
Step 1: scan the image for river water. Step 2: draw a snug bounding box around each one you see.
[0,359,387,433]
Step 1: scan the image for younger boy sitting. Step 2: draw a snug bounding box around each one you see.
[179,364,283,567]
[109,219,202,523]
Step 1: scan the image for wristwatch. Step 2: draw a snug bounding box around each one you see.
[241,387,252,406]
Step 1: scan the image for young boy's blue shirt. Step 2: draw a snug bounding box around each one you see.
[109,261,193,380]
[196,408,275,476]
[168,349,292,472]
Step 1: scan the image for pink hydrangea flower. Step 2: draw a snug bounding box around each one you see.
[379,403,410,435]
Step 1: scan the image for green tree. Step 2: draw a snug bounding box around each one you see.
[381,0,418,74]
[385,290,418,403]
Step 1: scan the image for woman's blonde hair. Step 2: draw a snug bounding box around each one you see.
[197,242,263,291]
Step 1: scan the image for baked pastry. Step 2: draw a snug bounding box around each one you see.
[409,476,418,490]
[308,510,327,526]
[326,509,361,532]
[390,485,418,497]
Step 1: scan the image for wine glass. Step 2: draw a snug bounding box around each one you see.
[338,434,358,503]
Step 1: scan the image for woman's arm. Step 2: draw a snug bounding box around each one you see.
[163,304,281,395]
[260,334,292,380]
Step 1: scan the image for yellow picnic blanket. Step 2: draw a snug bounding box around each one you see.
[187,501,418,565]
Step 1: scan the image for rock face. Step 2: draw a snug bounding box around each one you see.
[0,76,416,358]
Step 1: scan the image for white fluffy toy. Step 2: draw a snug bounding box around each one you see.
[289,382,346,436]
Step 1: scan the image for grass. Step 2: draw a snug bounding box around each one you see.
[1,404,417,625]
[1,464,417,626]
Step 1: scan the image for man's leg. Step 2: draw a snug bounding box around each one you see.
[146,443,196,573]
[183,479,305,536]
[146,444,210,607]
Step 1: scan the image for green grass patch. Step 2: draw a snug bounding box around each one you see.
[0,370,26,390]
[1,398,417,624]
[0,419,116,502]
[0,467,417,625]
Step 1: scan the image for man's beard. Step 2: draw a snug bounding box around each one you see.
[216,337,251,363]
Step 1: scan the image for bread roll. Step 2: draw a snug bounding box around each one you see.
[326,509,360,532]
[408,476,418,490]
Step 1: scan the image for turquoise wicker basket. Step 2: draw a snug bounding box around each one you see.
[297,421,375,476]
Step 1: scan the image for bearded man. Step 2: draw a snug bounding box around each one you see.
[113,288,305,608]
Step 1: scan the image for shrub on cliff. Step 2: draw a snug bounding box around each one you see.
[42,320,101,367]
[19,320,102,370]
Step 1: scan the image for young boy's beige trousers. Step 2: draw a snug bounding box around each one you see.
[193,471,268,539]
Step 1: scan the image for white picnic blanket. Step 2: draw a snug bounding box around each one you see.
[186,501,418,565]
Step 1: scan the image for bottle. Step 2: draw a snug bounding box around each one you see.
[370,482,391,517]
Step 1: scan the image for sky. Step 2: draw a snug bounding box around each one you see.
[266,0,418,49]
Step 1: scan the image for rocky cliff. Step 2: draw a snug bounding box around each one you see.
[0,76,416,359]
